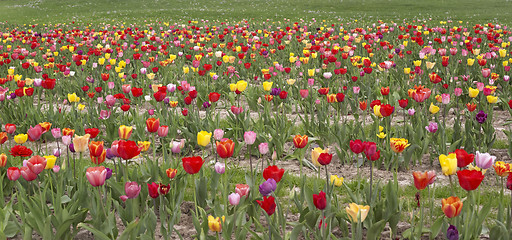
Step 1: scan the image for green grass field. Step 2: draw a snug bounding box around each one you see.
[1,0,512,24]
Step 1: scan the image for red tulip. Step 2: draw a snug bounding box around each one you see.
[20,166,37,181]
[370,100,381,109]
[263,165,285,183]
[209,92,221,102]
[117,140,141,160]
[89,141,104,157]
[457,169,484,191]
[182,156,204,174]
[0,132,7,145]
[380,87,390,95]
[279,91,288,99]
[146,118,160,133]
[318,153,332,165]
[398,99,409,108]
[10,145,33,157]
[131,87,143,97]
[350,140,364,154]
[27,125,43,142]
[5,124,15,134]
[85,128,101,138]
[313,191,327,210]
[148,182,160,198]
[257,196,276,216]
[318,88,329,95]
[379,104,394,117]
[336,93,345,102]
[454,149,474,168]
[7,167,20,181]
[412,171,436,190]
[293,135,308,148]
[159,183,171,195]
[216,139,235,158]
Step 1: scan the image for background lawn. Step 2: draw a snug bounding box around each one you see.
[0,0,511,24]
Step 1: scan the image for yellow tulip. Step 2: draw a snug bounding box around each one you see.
[308,69,315,76]
[7,68,14,75]
[14,134,28,144]
[68,93,80,103]
[346,203,370,223]
[98,58,105,65]
[468,87,479,98]
[197,131,212,147]
[229,83,237,92]
[429,103,440,114]
[147,73,155,80]
[404,68,411,74]
[439,153,457,176]
[119,125,133,139]
[379,126,384,132]
[236,80,248,92]
[287,79,296,85]
[77,104,85,111]
[499,49,507,58]
[183,66,190,74]
[208,215,225,232]
[376,132,387,139]
[390,138,410,153]
[44,155,57,169]
[426,61,436,69]
[373,105,382,117]
[413,60,422,67]
[467,58,475,66]
[487,95,498,104]
[330,175,344,187]
[138,141,151,152]
[72,134,91,153]
[263,82,273,91]
[311,147,328,167]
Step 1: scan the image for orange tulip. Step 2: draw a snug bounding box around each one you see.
[39,122,52,133]
[89,141,104,157]
[441,196,463,218]
[293,135,308,148]
[62,128,75,137]
[90,149,106,165]
[0,132,7,145]
[0,153,7,167]
[216,139,235,158]
[412,171,435,190]
[166,168,177,179]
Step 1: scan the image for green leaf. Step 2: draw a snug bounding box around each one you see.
[366,219,388,240]
[60,195,72,204]
[430,217,445,239]
[119,219,140,240]
[78,223,112,240]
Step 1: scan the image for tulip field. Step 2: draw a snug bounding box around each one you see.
[4,0,512,239]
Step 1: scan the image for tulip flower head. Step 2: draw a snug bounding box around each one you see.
[439,153,457,176]
[118,125,133,139]
[474,151,495,169]
[208,215,225,232]
[330,175,344,187]
[228,193,241,206]
[86,166,107,187]
[390,138,410,153]
[442,196,463,218]
[197,131,212,147]
[412,171,436,190]
[259,178,277,196]
[345,203,370,222]
[293,135,308,148]
[313,191,327,210]
[182,156,204,174]
[257,196,276,216]
[263,165,285,183]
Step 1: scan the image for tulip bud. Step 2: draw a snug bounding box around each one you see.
[228,193,240,206]
[213,129,224,140]
[258,142,269,155]
[215,162,225,174]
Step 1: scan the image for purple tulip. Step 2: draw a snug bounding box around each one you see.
[105,168,113,180]
[259,178,277,196]
[475,110,487,124]
[446,225,459,240]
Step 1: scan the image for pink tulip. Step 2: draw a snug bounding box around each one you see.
[228,193,240,205]
[124,181,141,199]
[235,184,250,197]
[7,167,20,181]
[244,131,257,145]
[259,142,269,155]
[122,84,131,93]
[158,126,169,137]
[299,89,309,98]
[27,155,47,175]
[51,128,62,138]
[99,110,111,120]
[62,135,72,146]
[214,129,224,140]
[27,125,43,142]
[86,166,107,187]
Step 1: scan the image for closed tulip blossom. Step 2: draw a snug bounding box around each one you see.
[439,153,457,176]
[259,178,277,196]
[475,111,487,124]
[213,129,224,140]
[120,181,141,201]
[243,131,257,145]
[258,142,269,155]
[346,203,370,222]
[474,151,495,169]
[86,166,107,187]
[214,162,225,174]
[236,184,250,197]
[442,196,463,218]
[228,193,241,206]
[197,131,212,147]
[426,122,438,133]
[7,167,21,181]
